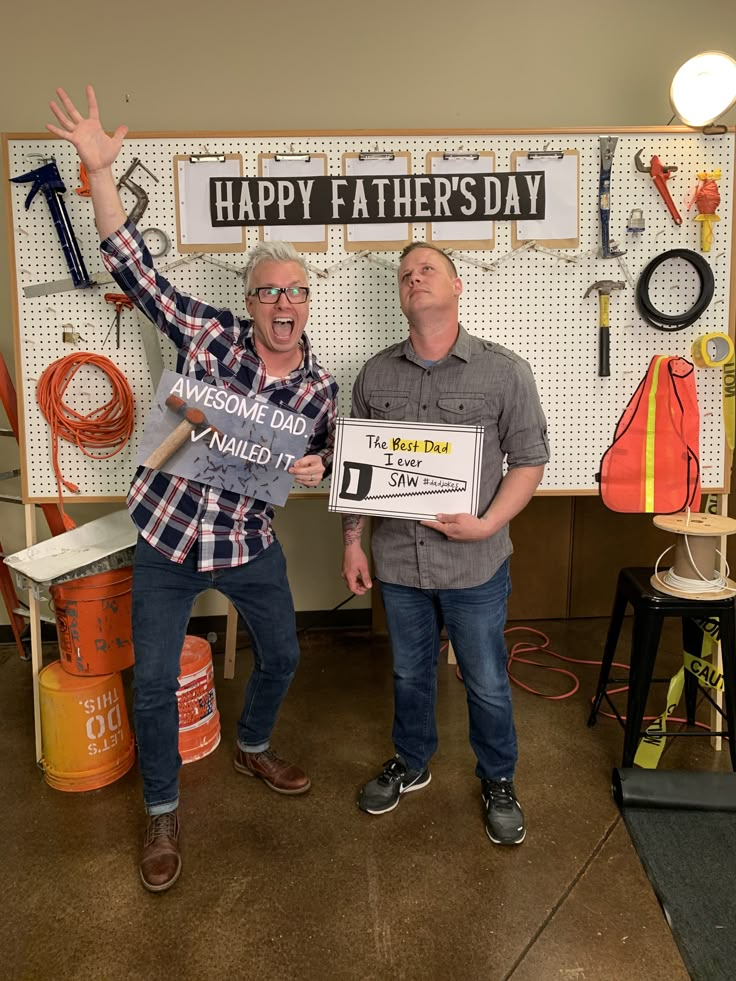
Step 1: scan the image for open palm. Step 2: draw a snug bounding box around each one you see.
[46,85,128,174]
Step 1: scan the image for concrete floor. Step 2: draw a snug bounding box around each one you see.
[2,616,729,981]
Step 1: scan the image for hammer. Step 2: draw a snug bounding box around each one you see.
[584,280,625,377]
[143,395,212,471]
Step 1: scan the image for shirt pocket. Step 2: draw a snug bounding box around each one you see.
[436,393,487,426]
[368,391,411,421]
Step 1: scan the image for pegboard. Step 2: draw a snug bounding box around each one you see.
[4,128,735,501]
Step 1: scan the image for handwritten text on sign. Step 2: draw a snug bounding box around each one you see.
[209,173,546,226]
[328,418,484,521]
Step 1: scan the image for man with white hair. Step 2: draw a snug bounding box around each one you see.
[47,86,338,893]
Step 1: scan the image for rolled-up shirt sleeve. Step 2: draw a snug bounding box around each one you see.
[498,358,550,469]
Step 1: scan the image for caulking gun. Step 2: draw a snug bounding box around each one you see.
[11,157,92,289]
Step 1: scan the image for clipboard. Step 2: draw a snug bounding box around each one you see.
[342,151,412,252]
[426,151,496,250]
[174,153,245,253]
[258,153,329,252]
[511,149,579,249]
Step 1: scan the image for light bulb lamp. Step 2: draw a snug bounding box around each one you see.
[670,51,736,133]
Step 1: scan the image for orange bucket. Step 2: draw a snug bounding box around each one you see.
[177,636,221,764]
[39,660,135,792]
[50,567,134,676]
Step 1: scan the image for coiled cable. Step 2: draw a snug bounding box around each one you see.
[636,248,714,331]
[37,353,135,527]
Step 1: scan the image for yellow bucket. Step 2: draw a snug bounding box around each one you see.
[39,661,135,792]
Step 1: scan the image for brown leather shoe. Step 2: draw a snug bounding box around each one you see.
[234,747,311,795]
[140,810,181,893]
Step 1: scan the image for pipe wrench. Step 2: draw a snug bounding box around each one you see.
[635,149,682,225]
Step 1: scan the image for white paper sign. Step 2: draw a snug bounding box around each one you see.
[328,418,484,520]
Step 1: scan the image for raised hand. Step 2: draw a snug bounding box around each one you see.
[46,85,128,175]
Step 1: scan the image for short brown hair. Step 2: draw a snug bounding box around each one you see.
[399,241,458,277]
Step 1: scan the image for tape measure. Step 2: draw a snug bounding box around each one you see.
[691,332,735,451]
[691,332,734,367]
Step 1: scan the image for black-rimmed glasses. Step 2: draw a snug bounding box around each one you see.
[248,286,310,304]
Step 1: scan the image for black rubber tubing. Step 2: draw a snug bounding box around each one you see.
[636,248,715,332]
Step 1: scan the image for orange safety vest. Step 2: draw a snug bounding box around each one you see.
[598,356,701,513]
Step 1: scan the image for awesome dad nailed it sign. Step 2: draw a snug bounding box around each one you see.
[136,371,315,507]
[209,172,546,226]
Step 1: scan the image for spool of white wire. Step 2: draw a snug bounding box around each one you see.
[652,511,736,600]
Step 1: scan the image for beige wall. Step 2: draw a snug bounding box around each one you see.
[2,0,735,625]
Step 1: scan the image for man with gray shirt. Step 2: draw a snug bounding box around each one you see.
[342,242,548,845]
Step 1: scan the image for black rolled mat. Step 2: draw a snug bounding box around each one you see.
[612,767,736,811]
[613,769,736,981]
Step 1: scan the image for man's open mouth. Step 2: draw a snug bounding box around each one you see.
[272,317,294,339]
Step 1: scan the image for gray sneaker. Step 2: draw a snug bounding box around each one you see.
[482,778,526,845]
[359,755,431,814]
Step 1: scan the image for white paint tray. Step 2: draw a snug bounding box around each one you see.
[4,510,137,589]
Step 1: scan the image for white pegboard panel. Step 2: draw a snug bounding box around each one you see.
[5,129,734,500]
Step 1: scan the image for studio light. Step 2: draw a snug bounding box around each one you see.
[670,51,736,130]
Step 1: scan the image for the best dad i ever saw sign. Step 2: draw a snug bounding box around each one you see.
[209,172,546,226]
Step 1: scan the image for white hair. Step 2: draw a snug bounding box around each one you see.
[243,241,309,291]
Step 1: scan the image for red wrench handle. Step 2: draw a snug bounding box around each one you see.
[650,158,682,224]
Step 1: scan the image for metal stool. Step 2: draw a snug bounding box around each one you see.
[587,567,736,768]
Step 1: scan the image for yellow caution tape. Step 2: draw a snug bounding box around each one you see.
[683,652,724,691]
[724,356,735,450]
[634,618,720,768]
[634,666,685,768]
[691,332,734,368]
[691,335,735,450]
[702,493,720,516]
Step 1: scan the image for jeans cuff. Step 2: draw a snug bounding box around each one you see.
[146,798,179,816]
[239,740,270,754]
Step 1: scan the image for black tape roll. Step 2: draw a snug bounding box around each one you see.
[612,768,736,811]
[636,248,715,331]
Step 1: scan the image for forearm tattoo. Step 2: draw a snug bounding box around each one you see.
[342,514,364,546]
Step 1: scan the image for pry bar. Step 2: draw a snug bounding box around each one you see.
[598,137,625,259]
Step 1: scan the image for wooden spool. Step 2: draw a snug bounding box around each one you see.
[651,512,736,600]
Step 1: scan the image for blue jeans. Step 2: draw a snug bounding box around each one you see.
[378,560,516,781]
[132,536,300,814]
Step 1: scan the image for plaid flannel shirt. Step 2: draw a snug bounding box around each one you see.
[101,221,338,571]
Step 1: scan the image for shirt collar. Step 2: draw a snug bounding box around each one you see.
[241,320,320,378]
[394,323,472,364]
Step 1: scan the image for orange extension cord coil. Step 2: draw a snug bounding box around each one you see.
[36,352,135,529]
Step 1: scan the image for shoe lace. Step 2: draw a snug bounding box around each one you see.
[377,757,406,786]
[147,812,178,844]
[484,780,516,811]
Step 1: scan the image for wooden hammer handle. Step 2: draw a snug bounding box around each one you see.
[143,419,198,471]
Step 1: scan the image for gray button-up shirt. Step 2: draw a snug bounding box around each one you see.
[352,325,549,589]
